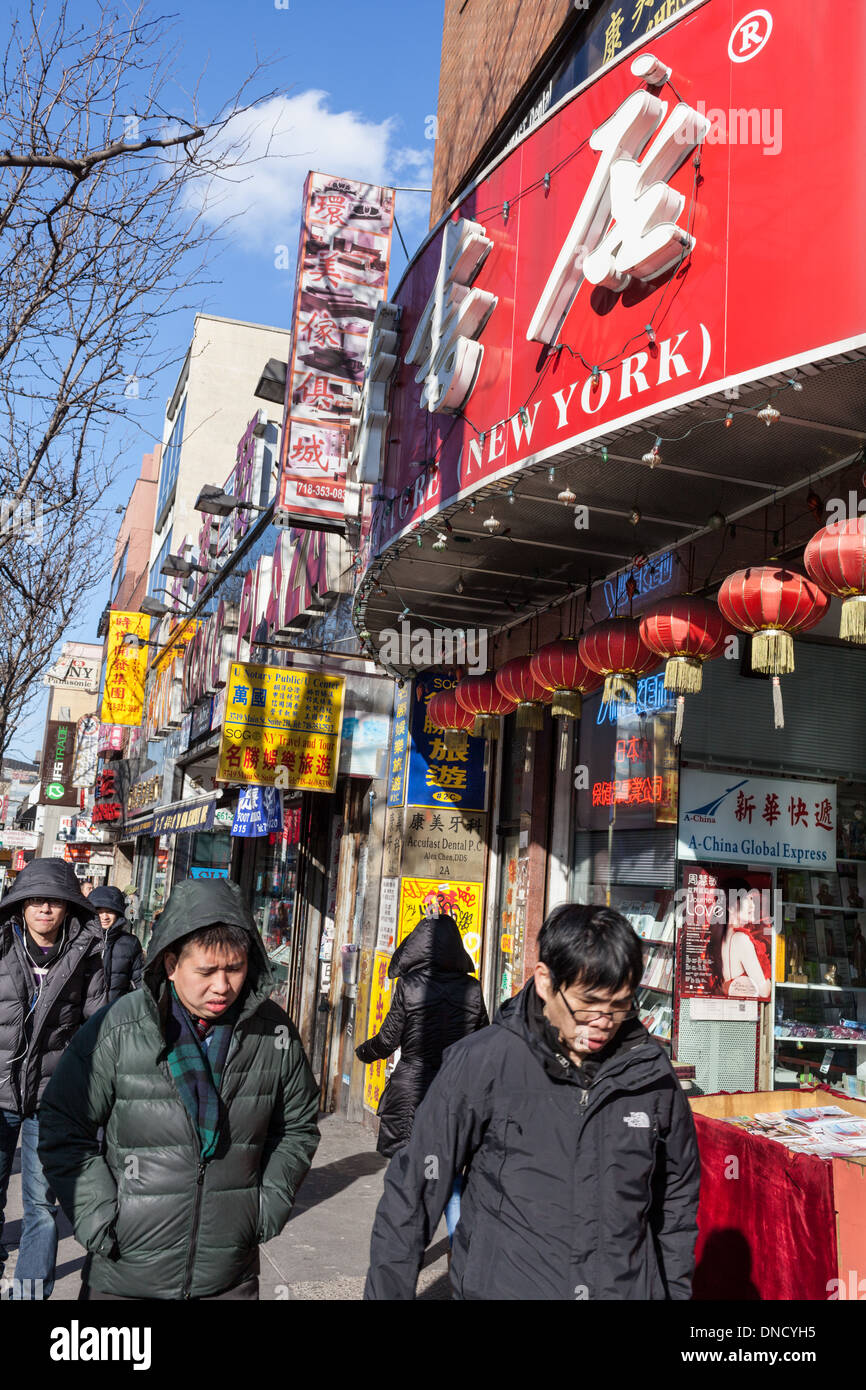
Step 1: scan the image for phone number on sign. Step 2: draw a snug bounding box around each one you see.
[293,480,344,500]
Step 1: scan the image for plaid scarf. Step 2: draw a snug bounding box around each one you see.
[165,985,235,1159]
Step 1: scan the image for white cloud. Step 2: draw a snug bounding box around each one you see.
[191,91,433,258]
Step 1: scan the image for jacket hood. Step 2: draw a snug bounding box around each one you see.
[0,857,96,927]
[388,915,474,979]
[88,886,128,916]
[143,877,273,1005]
[496,979,660,1087]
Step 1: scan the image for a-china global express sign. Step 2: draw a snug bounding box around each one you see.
[678,770,837,870]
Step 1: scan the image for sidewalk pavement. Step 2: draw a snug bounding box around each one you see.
[2,1114,451,1301]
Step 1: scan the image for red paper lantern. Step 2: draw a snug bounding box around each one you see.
[427,688,475,750]
[578,618,658,704]
[717,566,829,727]
[529,638,604,718]
[494,656,550,730]
[638,596,730,743]
[804,519,866,644]
[454,674,517,739]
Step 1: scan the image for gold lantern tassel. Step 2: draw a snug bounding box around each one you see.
[516,701,544,730]
[664,655,703,694]
[674,694,686,745]
[603,672,637,704]
[840,594,866,643]
[772,675,784,729]
[551,690,582,719]
[473,715,500,739]
[751,628,794,674]
[444,729,468,752]
[559,722,569,774]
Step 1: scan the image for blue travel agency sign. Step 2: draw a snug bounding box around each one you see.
[405,675,486,812]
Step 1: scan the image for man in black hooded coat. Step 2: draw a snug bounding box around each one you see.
[88,885,144,1004]
[0,858,106,1297]
[356,914,488,1157]
[364,904,700,1301]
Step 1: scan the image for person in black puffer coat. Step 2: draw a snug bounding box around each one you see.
[355,912,488,1158]
[0,858,106,1298]
[88,886,143,1005]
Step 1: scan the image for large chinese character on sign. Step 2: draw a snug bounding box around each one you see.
[528,53,710,345]
[405,218,497,414]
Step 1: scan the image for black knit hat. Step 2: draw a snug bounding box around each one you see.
[88,885,128,916]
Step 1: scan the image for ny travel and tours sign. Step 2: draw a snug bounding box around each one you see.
[364,0,866,558]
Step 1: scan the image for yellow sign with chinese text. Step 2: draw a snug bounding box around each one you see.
[217,662,345,791]
[363,951,393,1112]
[397,876,484,974]
[100,611,149,726]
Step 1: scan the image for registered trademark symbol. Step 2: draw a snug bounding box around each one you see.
[728,9,773,63]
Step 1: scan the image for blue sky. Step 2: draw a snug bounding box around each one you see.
[12,0,443,758]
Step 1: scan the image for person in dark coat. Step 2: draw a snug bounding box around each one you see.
[88,886,143,1004]
[364,903,700,1301]
[355,912,488,1158]
[38,877,320,1300]
[0,858,106,1298]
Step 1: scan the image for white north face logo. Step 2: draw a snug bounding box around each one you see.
[623,1111,651,1128]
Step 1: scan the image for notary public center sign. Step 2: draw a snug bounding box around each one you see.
[361,0,866,559]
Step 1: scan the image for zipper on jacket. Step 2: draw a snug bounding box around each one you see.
[581,1089,588,1107]
[181,1161,208,1299]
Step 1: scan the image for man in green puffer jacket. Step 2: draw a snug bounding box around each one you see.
[37,877,320,1300]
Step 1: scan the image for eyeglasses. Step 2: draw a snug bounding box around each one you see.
[25,898,66,910]
[557,987,637,1025]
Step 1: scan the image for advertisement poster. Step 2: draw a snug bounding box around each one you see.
[70,714,100,788]
[100,617,150,733]
[386,684,410,808]
[217,663,345,791]
[397,877,484,974]
[278,172,395,528]
[231,787,283,837]
[363,950,393,1111]
[679,862,773,1002]
[100,611,149,726]
[37,720,78,806]
[377,877,399,953]
[405,674,486,812]
[678,770,837,871]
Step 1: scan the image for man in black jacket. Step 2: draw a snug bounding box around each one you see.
[0,859,106,1298]
[88,886,143,1004]
[365,903,700,1301]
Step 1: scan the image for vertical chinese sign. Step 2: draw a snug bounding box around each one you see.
[277,173,395,529]
[363,950,393,1111]
[101,612,149,726]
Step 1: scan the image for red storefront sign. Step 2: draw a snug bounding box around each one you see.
[371,0,866,556]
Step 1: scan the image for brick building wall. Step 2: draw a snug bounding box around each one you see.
[431,0,578,222]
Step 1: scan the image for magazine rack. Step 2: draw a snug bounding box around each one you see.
[689,1086,866,1300]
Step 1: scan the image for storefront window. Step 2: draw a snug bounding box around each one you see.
[491,716,529,1006]
[572,686,679,1046]
[250,800,302,964]
[133,838,169,950]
